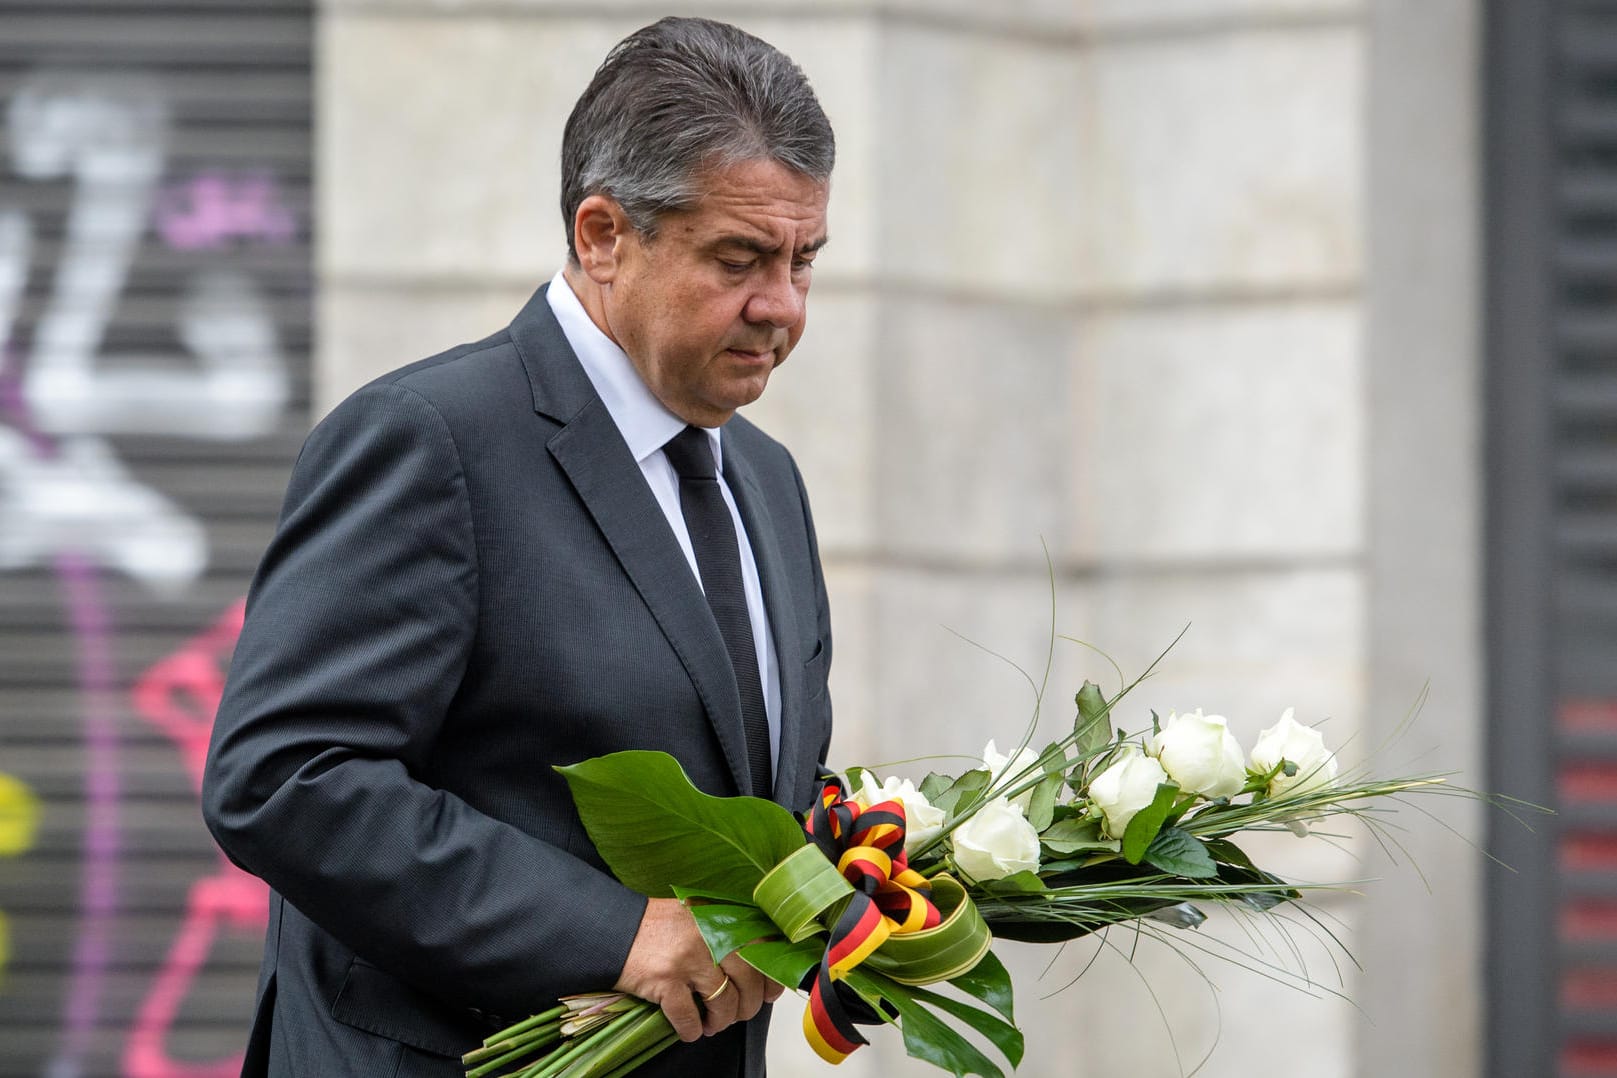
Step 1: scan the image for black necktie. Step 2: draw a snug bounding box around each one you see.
[662,425,772,796]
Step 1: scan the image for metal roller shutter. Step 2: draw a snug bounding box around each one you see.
[1491,2,1617,1076]
[0,2,312,1074]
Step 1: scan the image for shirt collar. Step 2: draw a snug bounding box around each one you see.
[546,269,723,469]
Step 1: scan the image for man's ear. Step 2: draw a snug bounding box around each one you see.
[573,195,632,284]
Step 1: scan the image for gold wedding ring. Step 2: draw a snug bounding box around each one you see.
[701,975,732,1004]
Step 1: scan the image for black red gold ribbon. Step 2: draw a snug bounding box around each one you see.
[797,777,943,1064]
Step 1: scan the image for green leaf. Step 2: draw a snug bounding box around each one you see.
[977,870,1046,895]
[907,984,1025,1069]
[736,937,824,990]
[895,998,1004,1078]
[862,875,994,986]
[920,772,953,802]
[1025,744,1067,832]
[751,845,855,942]
[1161,793,1201,830]
[845,765,872,794]
[1039,816,1117,856]
[1237,890,1290,913]
[1142,826,1219,878]
[1026,779,1058,833]
[932,769,991,816]
[1121,782,1180,865]
[1211,858,1302,912]
[1201,837,1259,872]
[843,968,1009,1078]
[558,751,807,901]
[1074,681,1112,758]
[676,893,783,961]
[1034,856,1094,875]
[1145,902,1207,930]
[948,950,1014,1024]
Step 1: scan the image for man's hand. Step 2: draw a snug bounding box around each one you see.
[614,897,784,1042]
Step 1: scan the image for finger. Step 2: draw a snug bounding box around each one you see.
[661,991,704,1043]
[734,933,785,1007]
[721,958,767,1023]
[698,974,740,1036]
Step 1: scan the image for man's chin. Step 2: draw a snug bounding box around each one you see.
[705,379,771,424]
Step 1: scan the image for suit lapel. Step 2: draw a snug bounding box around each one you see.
[723,445,805,805]
[510,285,754,796]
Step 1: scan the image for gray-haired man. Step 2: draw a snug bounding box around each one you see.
[204,18,836,1077]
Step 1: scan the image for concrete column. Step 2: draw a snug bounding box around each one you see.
[1359,2,1485,1076]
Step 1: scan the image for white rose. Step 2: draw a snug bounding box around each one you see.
[1145,709,1246,800]
[950,797,1041,882]
[1249,708,1338,798]
[982,739,1042,809]
[1087,746,1169,839]
[855,773,947,855]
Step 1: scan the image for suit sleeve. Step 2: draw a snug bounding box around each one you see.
[202,381,646,1013]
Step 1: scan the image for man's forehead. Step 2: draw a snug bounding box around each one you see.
[710,231,831,256]
[679,159,828,234]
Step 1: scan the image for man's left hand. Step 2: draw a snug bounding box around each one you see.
[614,896,783,1042]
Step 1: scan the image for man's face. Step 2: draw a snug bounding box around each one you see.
[600,158,830,428]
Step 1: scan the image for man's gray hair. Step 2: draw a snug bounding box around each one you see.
[561,17,835,263]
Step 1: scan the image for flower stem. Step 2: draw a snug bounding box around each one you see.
[464,1022,563,1077]
[479,1004,569,1049]
[523,1003,649,1078]
[563,1006,675,1077]
[594,1026,680,1078]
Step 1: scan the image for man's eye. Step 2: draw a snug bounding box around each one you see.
[720,259,752,273]
[792,258,815,273]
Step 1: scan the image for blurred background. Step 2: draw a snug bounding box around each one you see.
[0,0,1590,1075]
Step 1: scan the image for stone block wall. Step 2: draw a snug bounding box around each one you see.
[318,1,1483,1075]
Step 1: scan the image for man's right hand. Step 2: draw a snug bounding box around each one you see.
[614,897,783,1042]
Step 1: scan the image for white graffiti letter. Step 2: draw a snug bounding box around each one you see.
[0,429,206,593]
[10,71,288,440]
[0,208,28,356]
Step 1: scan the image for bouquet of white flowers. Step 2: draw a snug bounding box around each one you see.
[462,653,1525,1078]
[855,686,1437,948]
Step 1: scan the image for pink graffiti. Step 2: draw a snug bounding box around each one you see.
[155,172,295,251]
[124,600,267,1078]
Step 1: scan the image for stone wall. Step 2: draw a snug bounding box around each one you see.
[318,1,1483,1075]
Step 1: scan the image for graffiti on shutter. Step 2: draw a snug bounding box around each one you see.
[0,3,312,1074]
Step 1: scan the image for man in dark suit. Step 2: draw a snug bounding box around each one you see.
[202,17,835,1077]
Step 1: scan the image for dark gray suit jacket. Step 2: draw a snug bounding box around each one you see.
[202,284,834,1077]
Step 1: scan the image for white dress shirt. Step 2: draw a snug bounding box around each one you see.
[546,270,782,775]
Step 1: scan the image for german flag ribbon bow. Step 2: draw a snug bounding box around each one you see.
[750,776,993,1065]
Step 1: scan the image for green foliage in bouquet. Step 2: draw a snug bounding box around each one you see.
[465,751,1023,1078]
[557,750,804,903]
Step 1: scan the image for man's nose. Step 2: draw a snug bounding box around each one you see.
[744,265,806,328]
